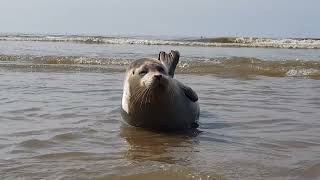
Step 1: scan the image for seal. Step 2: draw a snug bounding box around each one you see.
[121,50,199,131]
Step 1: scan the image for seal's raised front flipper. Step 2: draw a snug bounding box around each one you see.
[158,50,180,78]
[178,82,198,102]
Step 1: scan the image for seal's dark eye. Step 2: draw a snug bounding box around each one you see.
[157,66,165,73]
[139,70,148,76]
[159,67,164,72]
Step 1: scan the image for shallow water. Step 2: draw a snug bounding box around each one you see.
[0,40,320,180]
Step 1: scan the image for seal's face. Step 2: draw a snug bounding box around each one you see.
[122,59,170,114]
[129,59,169,90]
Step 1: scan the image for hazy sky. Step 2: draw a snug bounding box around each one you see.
[0,0,319,37]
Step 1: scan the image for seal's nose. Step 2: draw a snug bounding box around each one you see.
[154,74,162,80]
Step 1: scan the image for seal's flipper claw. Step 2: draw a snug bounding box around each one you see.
[178,82,198,102]
[158,50,180,78]
[158,51,166,60]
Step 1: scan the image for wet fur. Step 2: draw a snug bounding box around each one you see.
[121,53,199,131]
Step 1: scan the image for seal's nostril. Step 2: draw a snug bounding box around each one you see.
[154,74,162,80]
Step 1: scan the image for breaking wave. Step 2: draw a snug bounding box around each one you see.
[1,34,320,49]
[1,55,320,79]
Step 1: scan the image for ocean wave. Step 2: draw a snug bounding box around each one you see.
[1,34,320,49]
[1,55,320,79]
[0,55,131,65]
[180,58,320,79]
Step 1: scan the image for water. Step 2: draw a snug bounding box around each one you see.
[1,34,320,48]
[0,38,320,180]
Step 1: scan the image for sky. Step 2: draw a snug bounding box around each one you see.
[0,0,320,38]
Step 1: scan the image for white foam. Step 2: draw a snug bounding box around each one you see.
[286,69,319,77]
[1,35,320,49]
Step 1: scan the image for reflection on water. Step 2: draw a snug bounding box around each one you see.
[120,124,200,165]
[118,125,224,180]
